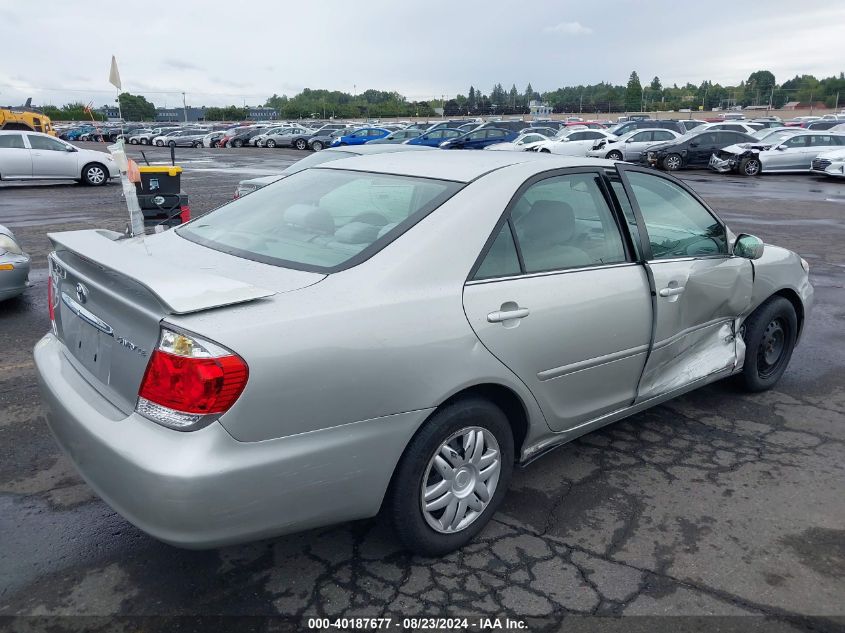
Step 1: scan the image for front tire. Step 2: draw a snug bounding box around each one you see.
[140,138,148,145]
[155,140,164,147]
[130,138,139,145]
[294,138,307,150]
[233,139,243,148]
[606,150,623,161]
[311,140,324,151]
[81,163,108,186]
[740,296,798,392]
[740,156,762,176]
[386,397,513,556]
[662,153,682,171]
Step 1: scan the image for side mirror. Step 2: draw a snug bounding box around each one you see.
[734,234,764,260]
[776,145,787,151]
[65,146,77,152]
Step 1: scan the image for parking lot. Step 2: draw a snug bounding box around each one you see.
[1,143,843,629]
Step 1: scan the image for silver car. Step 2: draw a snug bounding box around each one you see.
[36,153,812,555]
[586,128,682,162]
[0,224,30,300]
[710,131,845,175]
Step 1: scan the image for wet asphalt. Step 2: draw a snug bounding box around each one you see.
[0,143,843,630]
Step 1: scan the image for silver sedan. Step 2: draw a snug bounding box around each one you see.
[0,224,30,301]
[35,152,812,556]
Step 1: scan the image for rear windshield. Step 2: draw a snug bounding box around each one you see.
[178,168,462,272]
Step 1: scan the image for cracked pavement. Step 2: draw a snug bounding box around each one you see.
[1,145,843,630]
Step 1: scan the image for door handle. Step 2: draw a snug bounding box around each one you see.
[659,286,685,297]
[487,307,530,323]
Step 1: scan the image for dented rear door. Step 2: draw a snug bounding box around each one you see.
[617,166,753,402]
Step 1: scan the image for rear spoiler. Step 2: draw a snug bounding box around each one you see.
[49,230,275,314]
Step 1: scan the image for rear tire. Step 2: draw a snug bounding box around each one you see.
[740,296,798,392]
[386,397,514,556]
[155,140,164,147]
[233,139,243,148]
[740,157,762,176]
[295,138,307,150]
[140,138,148,145]
[266,139,276,148]
[193,141,202,148]
[81,163,108,186]
[662,153,682,171]
[130,138,139,145]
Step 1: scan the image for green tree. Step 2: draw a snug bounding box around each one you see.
[650,76,662,91]
[625,71,643,111]
[118,92,156,121]
[468,86,476,112]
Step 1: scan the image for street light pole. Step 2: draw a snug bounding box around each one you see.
[182,92,187,122]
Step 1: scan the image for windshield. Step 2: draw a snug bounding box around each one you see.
[756,131,796,145]
[178,168,461,272]
[281,149,358,175]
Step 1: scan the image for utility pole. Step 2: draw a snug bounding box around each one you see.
[768,86,774,113]
[810,90,814,115]
[182,92,187,122]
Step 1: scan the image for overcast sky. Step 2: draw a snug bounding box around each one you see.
[1,0,843,109]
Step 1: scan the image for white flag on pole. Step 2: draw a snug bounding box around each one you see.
[109,55,122,91]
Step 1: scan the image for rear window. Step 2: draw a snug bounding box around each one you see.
[179,168,461,272]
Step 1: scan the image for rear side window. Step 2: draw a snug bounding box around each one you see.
[0,134,25,148]
[179,168,461,272]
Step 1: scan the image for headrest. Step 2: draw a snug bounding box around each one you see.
[520,200,576,243]
[283,204,335,235]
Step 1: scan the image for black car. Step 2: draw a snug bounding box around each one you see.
[227,127,266,147]
[308,128,354,151]
[292,124,347,150]
[643,130,758,171]
[804,120,840,131]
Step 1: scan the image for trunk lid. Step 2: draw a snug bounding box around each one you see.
[49,229,324,414]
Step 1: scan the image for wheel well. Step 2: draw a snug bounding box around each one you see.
[81,161,107,179]
[773,288,805,338]
[438,384,529,460]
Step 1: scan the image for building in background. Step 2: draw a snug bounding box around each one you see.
[97,105,121,121]
[246,106,278,120]
[155,106,206,122]
[529,100,552,117]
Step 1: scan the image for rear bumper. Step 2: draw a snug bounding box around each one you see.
[35,333,431,548]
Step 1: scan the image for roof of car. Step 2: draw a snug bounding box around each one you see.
[318,149,614,183]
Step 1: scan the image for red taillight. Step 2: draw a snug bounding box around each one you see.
[136,328,248,430]
[139,350,247,415]
[179,205,191,223]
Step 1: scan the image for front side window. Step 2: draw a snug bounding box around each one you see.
[473,172,627,278]
[625,171,726,260]
[783,135,807,148]
[179,168,461,271]
[0,134,25,148]
[27,135,67,151]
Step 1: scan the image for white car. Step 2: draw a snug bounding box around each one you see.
[586,128,682,162]
[709,131,845,176]
[484,131,550,151]
[693,121,762,135]
[811,148,845,178]
[0,130,116,185]
[528,129,616,156]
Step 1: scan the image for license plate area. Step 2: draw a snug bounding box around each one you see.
[60,292,114,381]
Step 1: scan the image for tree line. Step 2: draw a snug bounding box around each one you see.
[40,69,843,121]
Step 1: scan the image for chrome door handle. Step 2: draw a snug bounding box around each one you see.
[659,286,686,297]
[487,307,529,323]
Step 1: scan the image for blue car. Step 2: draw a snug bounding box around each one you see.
[439,128,518,150]
[405,128,464,147]
[61,126,97,141]
[330,127,391,146]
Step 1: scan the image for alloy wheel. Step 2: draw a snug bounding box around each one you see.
[420,426,501,534]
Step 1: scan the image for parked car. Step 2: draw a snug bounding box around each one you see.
[366,129,423,144]
[610,119,693,137]
[709,131,845,176]
[233,144,435,198]
[291,125,348,150]
[474,120,530,133]
[37,151,812,557]
[308,129,354,152]
[202,130,227,148]
[61,126,98,141]
[0,130,116,185]
[255,127,315,148]
[0,224,30,301]
[586,128,682,162]
[810,148,845,178]
[406,128,464,147]
[439,128,519,150]
[330,127,391,146]
[484,131,551,151]
[803,120,840,131]
[222,127,264,148]
[127,129,156,144]
[694,121,763,135]
[166,129,211,148]
[152,130,184,147]
[529,128,616,155]
[521,126,558,138]
[644,130,757,170]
